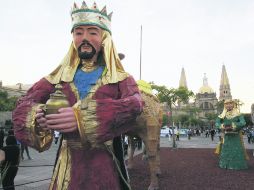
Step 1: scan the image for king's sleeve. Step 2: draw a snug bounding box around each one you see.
[75,76,143,147]
[215,117,223,129]
[232,115,246,131]
[12,78,54,152]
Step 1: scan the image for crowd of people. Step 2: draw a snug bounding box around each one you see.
[166,127,220,141]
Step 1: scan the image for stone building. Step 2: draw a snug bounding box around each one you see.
[0,81,27,97]
[0,81,28,128]
[173,65,232,127]
[195,73,218,118]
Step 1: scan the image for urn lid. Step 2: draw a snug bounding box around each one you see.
[50,84,67,99]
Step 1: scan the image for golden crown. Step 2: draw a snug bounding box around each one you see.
[224,99,234,104]
[70,1,112,34]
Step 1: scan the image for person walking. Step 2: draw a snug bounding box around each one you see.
[210,128,215,141]
[251,130,254,143]
[196,129,200,136]
[54,131,60,144]
[0,129,5,149]
[187,129,192,140]
[205,129,209,138]
[0,135,20,190]
[20,144,32,160]
[247,131,252,144]
[176,130,180,141]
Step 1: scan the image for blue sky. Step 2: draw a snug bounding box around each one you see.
[1,0,254,112]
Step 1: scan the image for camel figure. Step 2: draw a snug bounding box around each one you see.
[126,80,163,190]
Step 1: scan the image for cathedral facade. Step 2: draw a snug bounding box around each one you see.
[195,73,218,118]
[175,65,232,123]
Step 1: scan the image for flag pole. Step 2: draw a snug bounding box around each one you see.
[139,25,142,80]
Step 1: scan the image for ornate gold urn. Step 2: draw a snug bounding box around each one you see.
[45,84,69,115]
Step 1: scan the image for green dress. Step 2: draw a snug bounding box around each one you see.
[215,114,248,170]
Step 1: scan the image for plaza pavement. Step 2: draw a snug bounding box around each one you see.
[4,134,253,190]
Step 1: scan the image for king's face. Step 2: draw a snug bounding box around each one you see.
[225,102,234,111]
[73,25,102,60]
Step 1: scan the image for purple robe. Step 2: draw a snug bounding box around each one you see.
[13,76,143,190]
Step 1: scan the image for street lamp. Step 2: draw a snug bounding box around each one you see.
[16,83,22,90]
[167,111,177,148]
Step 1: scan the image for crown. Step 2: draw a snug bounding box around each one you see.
[224,99,234,104]
[70,1,112,34]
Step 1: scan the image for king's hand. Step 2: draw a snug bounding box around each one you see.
[36,107,78,133]
[35,108,47,128]
[224,125,233,132]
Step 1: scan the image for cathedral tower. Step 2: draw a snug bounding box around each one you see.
[177,68,188,108]
[219,65,232,101]
[179,67,188,89]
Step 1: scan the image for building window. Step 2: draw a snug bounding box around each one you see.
[204,102,209,109]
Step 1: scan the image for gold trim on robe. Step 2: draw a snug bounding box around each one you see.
[80,99,98,147]
[49,140,71,190]
[78,78,105,147]
[73,106,87,146]
[26,104,53,152]
[69,82,80,100]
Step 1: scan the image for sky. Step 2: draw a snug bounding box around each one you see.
[0,0,254,113]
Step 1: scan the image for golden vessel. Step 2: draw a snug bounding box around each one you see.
[45,84,69,115]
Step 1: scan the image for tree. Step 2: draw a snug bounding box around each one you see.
[235,99,244,112]
[173,114,189,127]
[0,90,18,111]
[205,112,218,128]
[216,100,224,113]
[151,85,194,111]
[243,113,253,127]
[174,113,204,129]
[151,84,194,147]
[162,114,170,127]
[170,104,203,129]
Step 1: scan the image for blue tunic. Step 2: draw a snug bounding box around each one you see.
[74,66,104,99]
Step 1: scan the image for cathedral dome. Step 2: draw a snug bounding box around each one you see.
[199,85,214,94]
[198,73,214,94]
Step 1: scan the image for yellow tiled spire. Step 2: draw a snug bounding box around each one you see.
[179,67,188,89]
[220,65,230,86]
[219,64,232,101]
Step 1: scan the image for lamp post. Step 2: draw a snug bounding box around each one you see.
[139,25,142,80]
[167,111,176,148]
[172,123,177,149]
[16,83,22,90]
